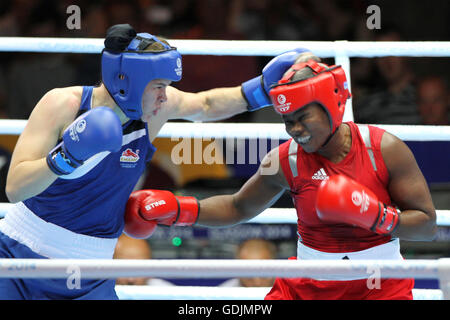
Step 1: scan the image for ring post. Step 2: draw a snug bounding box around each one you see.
[438,258,450,300]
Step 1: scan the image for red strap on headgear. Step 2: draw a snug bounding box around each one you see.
[269,60,351,133]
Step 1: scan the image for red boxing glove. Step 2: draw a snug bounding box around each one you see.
[315,175,399,235]
[124,189,199,239]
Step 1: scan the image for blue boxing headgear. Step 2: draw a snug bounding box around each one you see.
[101,33,182,120]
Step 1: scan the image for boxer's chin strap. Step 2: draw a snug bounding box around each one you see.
[321,126,339,148]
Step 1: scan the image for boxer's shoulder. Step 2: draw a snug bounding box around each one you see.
[379,130,412,167]
[33,86,84,127]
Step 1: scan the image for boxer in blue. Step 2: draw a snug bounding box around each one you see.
[0,24,308,299]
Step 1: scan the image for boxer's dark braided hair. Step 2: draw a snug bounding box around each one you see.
[104,24,170,53]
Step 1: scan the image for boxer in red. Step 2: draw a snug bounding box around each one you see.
[124,53,436,300]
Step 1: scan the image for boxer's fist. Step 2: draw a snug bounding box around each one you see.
[315,175,399,235]
[47,107,123,175]
[241,48,309,111]
[124,189,199,239]
[124,191,158,239]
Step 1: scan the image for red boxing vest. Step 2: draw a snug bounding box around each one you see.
[279,121,392,252]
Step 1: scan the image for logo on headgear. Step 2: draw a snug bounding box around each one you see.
[276,94,291,113]
[277,94,286,104]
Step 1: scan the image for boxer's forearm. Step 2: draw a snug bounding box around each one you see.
[180,86,248,122]
[196,86,248,121]
[197,160,286,227]
[196,194,253,227]
[165,86,247,122]
[392,209,437,241]
[6,158,58,203]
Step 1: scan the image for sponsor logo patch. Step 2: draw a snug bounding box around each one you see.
[120,148,140,168]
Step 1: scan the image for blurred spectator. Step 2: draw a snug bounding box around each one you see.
[265,0,320,41]
[113,234,174,286]
[79,4,109,38]
[220,238,276,287]
[0,85,11,203]
[417,76,449,125]
[0,65,8,117]
[171,0,242,40]
[139,0,195,38]
[354,28,421,125]
[0,0,39,36]
[170,0,258,125]
[0,146,11,203]
[138,0,172,36]
[228,0,320,41]
[105,0,140,27]
[5,0,76,119]
[71,4,108,86]
[0,88,13,203]
[228,0,271,40]
[307,0,367,41]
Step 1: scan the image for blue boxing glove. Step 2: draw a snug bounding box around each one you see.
[47,107,123,175]
[241,48,309,111]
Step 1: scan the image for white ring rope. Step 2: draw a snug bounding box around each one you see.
[0,258,448,280]
[114,285,444,300]
[0,38,448,140]
[1,258,450,300]
[1,38,449,57]
[0,256,447,299]
[1,120,449,141]
[247,208,450,227]
[2,38,448,122]
[0,204,449,226]
[115,285,275,300]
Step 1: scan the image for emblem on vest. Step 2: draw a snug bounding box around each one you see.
[120,148,140,168]
[312,168,329,180]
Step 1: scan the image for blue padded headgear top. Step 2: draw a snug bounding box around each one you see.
[101,33,182,120]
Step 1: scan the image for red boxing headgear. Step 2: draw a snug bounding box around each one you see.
[269,60,351,133]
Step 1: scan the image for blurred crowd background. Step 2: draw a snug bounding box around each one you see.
[0,0,449,288]
[0,0,448,123]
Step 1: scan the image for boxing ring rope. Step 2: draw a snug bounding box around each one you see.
[1,120,450,140]
[114,285,276,300]
[0,38,449,300]
[0,258,449,300]
[114,286,444,300]
[250,209,450,226]
[1,37,449,120]
[0,204,448,225]
[1,37,449,56]
[1,38,449,139]
[6,258,447,279]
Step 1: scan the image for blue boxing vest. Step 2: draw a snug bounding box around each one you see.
[22,86,156,238]
[0,86,156,299]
